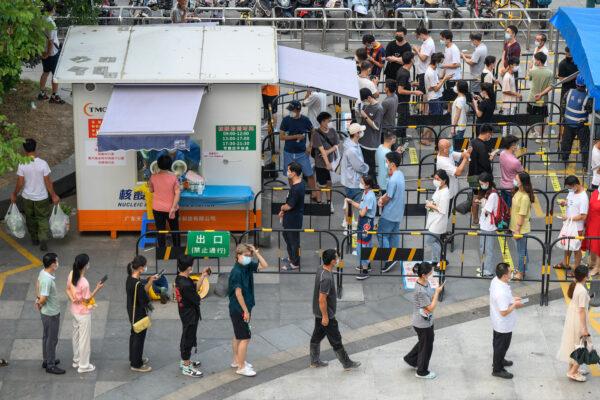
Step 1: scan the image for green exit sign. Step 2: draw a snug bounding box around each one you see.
[187,231,231,258]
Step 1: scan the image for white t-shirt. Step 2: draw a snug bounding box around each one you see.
[436,152,462,199]
[534,45,549,66]
[451,96,467,130]
[45,16,60,57]
[566,190,589,231]
[443,43,462,80]
[358,77,378,96]
[16,158,51,201]
[479,191,499,231]
[416,37,435,75]
[591,146,600,186]
[501,72,517,109]
[425,66,442,101]
[426,186,450,234]
[490,277,516,333]
[303,92,323,128]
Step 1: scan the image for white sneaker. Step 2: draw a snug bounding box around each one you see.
[231,361,253,369]
[182,365,203,378]
[236,365,257,377]
[415,371,436,379]
[77,364,95,373]
[72,361,78,368]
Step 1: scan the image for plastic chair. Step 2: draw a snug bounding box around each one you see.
[138,212,156,249]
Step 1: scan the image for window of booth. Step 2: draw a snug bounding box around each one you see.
[136,139,202,183]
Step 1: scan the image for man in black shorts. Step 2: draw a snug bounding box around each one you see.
[39,3,65,104]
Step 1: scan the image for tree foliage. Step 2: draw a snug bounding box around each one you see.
[56,0,103,26]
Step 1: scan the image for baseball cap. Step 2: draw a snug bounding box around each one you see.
[348,123,366,136]
[287,100,302,111]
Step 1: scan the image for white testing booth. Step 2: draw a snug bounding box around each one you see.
[55,25,359,238]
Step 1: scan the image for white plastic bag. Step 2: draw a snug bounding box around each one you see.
[49,205,70,239]
[4,203,26,238]
[556,218,581,251]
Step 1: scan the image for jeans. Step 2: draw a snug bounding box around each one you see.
[492,330,512,372]
[479,230,500,276]
[129,328,148,368]
[377,218,400,249]
[153,209,180,248]
[310,317,344,352]
[72,312,92,369]
[514,236,528,273]
[41,313,60,368]
[561,124,590,166]
[424,233,442,264]
[404,326,435,376]
[283,230,301,266]
[23,198,51,242]
[151,275,169,296]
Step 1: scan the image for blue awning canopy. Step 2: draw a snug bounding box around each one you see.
[550,7,600,106]
[98,85,205,151]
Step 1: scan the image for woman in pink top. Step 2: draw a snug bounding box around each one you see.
[149,154,181,248]
[498,135,523,208]
[66,254,104,373]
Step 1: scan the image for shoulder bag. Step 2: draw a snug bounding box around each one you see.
[132,281,151,333]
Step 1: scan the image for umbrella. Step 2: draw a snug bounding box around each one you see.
[570,337,600,365]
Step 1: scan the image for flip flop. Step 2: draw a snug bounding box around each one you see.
[567,373,586,382]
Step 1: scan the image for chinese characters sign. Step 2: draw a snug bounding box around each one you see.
[187,231,231,258]
[216,125,256,151]
[88,118,103,138]
[85,141,126,166]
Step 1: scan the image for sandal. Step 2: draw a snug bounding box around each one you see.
[567,373,586,382]
[0,359,7,367]
[553,263,570,270]
[512,272,523,281]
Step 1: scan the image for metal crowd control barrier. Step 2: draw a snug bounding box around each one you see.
[520,150,587,194]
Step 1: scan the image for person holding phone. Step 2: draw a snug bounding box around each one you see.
[228,244,268,377]
[490,262,523,379]
[66,254,104,373]
[403,262,444,379]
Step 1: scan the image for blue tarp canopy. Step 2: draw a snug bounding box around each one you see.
[551,7,600,107]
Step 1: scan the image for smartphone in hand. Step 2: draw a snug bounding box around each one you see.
[100,275,108,284]
[158,269,166,277]
[520,297,529,304]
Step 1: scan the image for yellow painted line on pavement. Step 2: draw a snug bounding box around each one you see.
[0,230,42,295]
[497,234,515,272]
[549,172,566,215]
[409,147,418,165]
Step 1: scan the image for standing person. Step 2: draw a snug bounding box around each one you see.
[261,84,279,125]
[302,89,323,129]
[425,170,451,266]
[439,30,462,111]
[340,123,369,203]
[279,100,318,201]
[228,244,268,377]
[498,135,523,207]
[357,61,379,98]
[435,139,471,200]
[66,254,104,373]
[509,172,534,281]
[311,112,339,205]
[363,34,385,78]
[375,131,395,192]
[175,255,210,378]
[396,51,423,139]
[450,80,469,152]
[278,162,305,271]
[355,47,368,74]
[10,139,60,251]
[481,55,498,87]
[35,253,65,374]
[126,255,156,373]
[562,75,592,167]
[557,47,578,112]
[38,3,65,104]
[425,53,450,118]
[554,176,589,272]
[384,27,412,82]
[149,154,181,248]
[490,262,523,379]
[557,265,591,382]
[381,80,399,134]
[527,52,553,143]
[358,88,383,182]
[310,249,361,370]
[461,33,488,95]
[532,33,549,66]
[501,58,522,136]
[501,25,521,80]
[171,0,188,23]
[477,173,501,278]
[582,188,600,276]
[472,83,496,130]
[345,176,377,280]
[465,124,495,224]
[403,262,445,379]
[412,27,436,98]
[377,152,405,273]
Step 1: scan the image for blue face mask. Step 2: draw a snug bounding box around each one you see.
[448,144,454,155]
[240,255,252,266]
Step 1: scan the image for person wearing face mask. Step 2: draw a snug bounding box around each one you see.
[425,53,450,118]
[396,51,423,139]
[358,88,383,183]
[500,57,522,136]
[435,138,471,200]
[558,47,578,110]
[403,262,445,379]
[472,83,496,131]
[228,244,268,377]
[527,52,553,143]
[346,176,377,280]
[439,30,461,111]
[36,253,65,374]
[532,33,548,68]
[363,34,385,78]
[509,172,534,281]
[66,254,104,373]
[126,255,156,372]
[554,176,589,273]
[412,26,436,99]
[498,135,523,208]
[384,27,412,82]
[562,75,592,167]
[341,123,370,203]
[450,80,469,153]
[501,25,521,81]
[425,170,450,266]
[461,32,488,95]
[279,162,305,271]
[475,173,501,278]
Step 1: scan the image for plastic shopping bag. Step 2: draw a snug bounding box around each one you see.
[4,203,26,238]
[49,205,70,239]
[556,218,581,251]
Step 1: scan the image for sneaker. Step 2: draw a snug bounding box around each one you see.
[236,365,257,377]
[142,357,149,365]
[49,94,66,104]
[231,361,253,369]
[72,361,78,368]
[535,138,548,144]
[415,371,436,379]
[46,366,66,375]
[37,91,49,100]
[160,292,169,304]
[355,265,372,272]
[356,272,370,280]
[492,369,513,379]
[78,364,96,373]
[42,359,60,369]
[130,365,152,372]
[330,204,335,214]
[182,365,203,378]
[382,261,397,273]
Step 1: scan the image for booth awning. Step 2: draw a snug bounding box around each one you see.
[98,85,205,151]
[277,46,360,99]
[550,8,600,105]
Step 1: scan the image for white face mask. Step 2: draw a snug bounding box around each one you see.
[433,179,441,188]
[505,32,512,40]
[535,41,541,47]
[513,179,519,188]
[240,255,252,266]
[480,183,489,190]
[359,131,365,139]
[439,39,446,46]
[359,182,365,190]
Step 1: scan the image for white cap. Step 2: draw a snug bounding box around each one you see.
[348,123,366,136]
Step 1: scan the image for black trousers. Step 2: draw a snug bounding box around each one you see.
[404,326,435,376]
[282,230,300,266]
[153,209,180,248]
[129,328,147,368]
[492,330,512,372]
[561,124,590,166]
[180,322,198,361]
[310,317,344,352]
[361,147,377,183]
[397,102,409,139]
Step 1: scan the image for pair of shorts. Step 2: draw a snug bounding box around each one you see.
[283,151,314,177]
[262,95,278,113]
[526,103,548,117]
[42,52,60,74]
[230,311,251,340]
[315,167,331,185]
[428,100,443,116]
[442,81,457,102]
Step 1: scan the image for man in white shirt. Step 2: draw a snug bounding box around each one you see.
[490,263,523,379]
[439,30,461,112]
[435,139,471,199]
[412,26,436,97]
[557,175,589,269]
[302,89,323,128]
[532,33,549,67]
[357,61,379,99]
[10,139,60,251]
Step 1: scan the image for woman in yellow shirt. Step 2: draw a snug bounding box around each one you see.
[509,172,534,281]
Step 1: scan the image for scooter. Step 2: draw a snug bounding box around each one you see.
[274,0,295,33]
[350,0,371,30]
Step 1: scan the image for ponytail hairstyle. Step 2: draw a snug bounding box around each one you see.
[71,254,90,287]
[517,172,535,203]
[127,255,147,276]
[567,265,589,299]
[412,262,434,278]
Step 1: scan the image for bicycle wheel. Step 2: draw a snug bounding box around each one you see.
[497,0,525,30]
[373,1,386,29]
